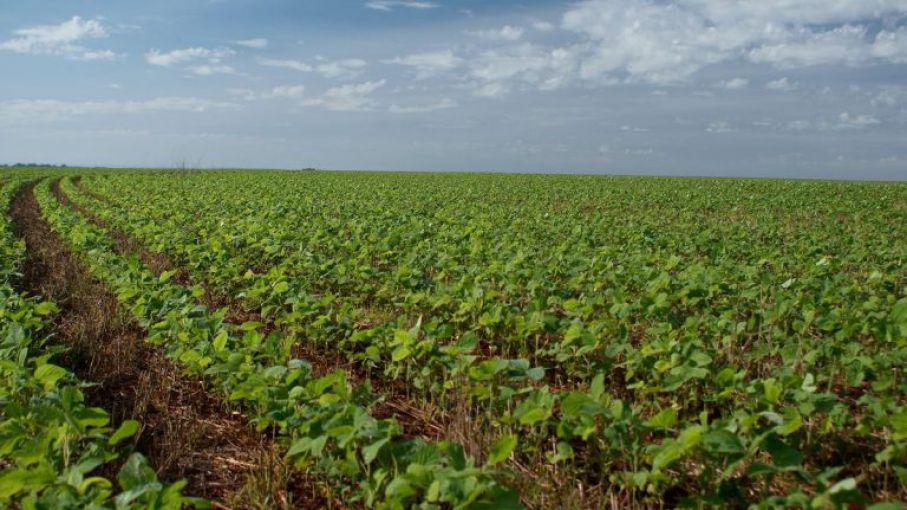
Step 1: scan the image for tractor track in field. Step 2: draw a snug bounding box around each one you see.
[68,176,453,443]
[13,180,327,509]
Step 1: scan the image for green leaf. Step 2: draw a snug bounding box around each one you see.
[363,437,390,465]
[34,301,58,316]
[589,373,605,400]
[867,503,906,510]
[118,453,158,490]
[763,435,802,469]
[526,367,545,381]
[0,466,55,498]
[517,407,550,426]
[652,425,703,471]
[34,363,67,390]
[391,346,411,362]
[828,477,857,494]
[702,429,744,455]
[213,330,229,352]
[776,409,803,436]
[763,378,782,404]
[645,408,677,429]
[109,420,141,446]
[487,435,518,466]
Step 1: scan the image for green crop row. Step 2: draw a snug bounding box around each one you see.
[37,177,519,509]
[0,177,199,509]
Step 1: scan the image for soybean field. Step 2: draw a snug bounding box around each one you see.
[2,168,906,509]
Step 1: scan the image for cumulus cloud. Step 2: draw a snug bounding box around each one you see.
[226,88,258,101]
[706,121,736,133]
[269,85,306,99]
[833,112,881,129]
[385,50,463,79]
[532,21,556,32]
[473,82,510,98]
[303,80,386,111]
[0,16,116,60]
[0,97,236,124]
[314,58,367,80]
[188,64,237,76]
[551,0,907,86]
[257,56,366,79]
[368,0,906,98]
[871,86,907,107]
[257,57,312,72]
[467,25,525,42]
[364,1,438,11]
[749,25,874,68]
[715,78,749,90]
[467,44,581,96]
[226,85,306,101]
[782,112,882,131]
[235,38,268,49]
[145,47,233,67]
[389,98,457,113]
[871,27,907,64]
[766,77,799,91]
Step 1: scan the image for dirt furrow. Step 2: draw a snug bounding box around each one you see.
[11,181,322,509]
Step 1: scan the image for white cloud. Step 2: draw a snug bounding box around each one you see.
[561,2,741,84]
[235,38,268,49]
[0,16,115,61]
[474,82,510,98]
[467,25,525,42]
[468,44,581,96]
[706,121,736,133]
[532,21,556,32]
[257,56,366,79]
[766,77,799,91]
[386,50,463,79]
[303,80,386,111]
[749,25,874,68]
[315,58,367,80]
[555,0,907,86]
[715,78,749,90]
[188,64,237,76]
[227,88,258,101]
[833,112,880,129]
[79,50,117,61]
[0,97,236,125]
[871,27,907,64]
[871,86,907,107]
[257,57,313,72]
[226,85,306,101]
[364,1,438,11]
[269,85,306,99]
[783,112,882,131]
[785,119,813,131]
[690,1,907,27]
[389,98,457,113]
[145,47,233,67]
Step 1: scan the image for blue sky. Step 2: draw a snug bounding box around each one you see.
[0,0,905,179]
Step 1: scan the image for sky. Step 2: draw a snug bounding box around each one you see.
[0,0,905,180]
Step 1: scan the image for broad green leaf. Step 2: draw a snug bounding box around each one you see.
[487,435,518,466]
